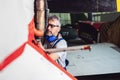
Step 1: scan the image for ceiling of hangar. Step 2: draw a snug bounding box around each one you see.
[47,0,117,13]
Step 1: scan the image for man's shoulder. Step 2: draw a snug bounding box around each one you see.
[56,38,67,48]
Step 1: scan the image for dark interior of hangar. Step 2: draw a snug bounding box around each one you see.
[47,0,116,13]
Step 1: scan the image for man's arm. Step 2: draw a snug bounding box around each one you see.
[48,53,59,61]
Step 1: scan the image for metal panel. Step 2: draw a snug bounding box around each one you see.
[66,43,120,76]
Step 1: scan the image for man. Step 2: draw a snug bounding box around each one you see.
[43,15,68,70]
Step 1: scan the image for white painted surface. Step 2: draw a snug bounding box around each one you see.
[67,43,120,76]
[0,0,34,62]
[0,44,73,80]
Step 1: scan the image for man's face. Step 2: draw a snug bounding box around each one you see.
[46,19,60,36]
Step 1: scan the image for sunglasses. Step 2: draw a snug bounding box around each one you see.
[47,24,59,28]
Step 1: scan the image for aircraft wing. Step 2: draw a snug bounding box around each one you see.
[67,43,120,76]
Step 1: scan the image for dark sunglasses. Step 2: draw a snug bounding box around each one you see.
[47,24,59,28]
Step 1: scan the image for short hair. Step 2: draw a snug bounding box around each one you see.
[48,15,61,27]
